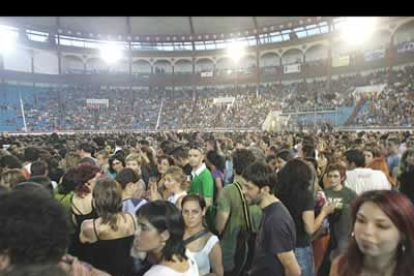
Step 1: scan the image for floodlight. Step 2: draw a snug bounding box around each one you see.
[340,17,378,46]
[227,41,245,64]
[0,26,18,54]
[100,42,123,64]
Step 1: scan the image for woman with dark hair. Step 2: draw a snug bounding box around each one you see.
[330,190,414,276]
[55,168,80,213]
[276,159,335,276]
[275,149,293,172]
[181,194,223,276]
[68,163,102,263]
[153,155,174,200]
[205,151,225,197]
[131,200,199,276]
[398,149,414,204]
[49,155,65,183]
[141,146,158,179]
[107,153,126,179]
[80,178,137,276]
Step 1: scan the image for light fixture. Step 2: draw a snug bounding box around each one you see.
[227,41,245,64]
[100,42,123,64]
[340,17,378,46]
[0,26,17,54]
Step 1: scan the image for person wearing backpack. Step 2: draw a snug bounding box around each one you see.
[215,149,262,276]
[241,162,301,276]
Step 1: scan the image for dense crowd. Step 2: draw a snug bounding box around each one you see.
[0,65,414,132]
[0,129,414,276]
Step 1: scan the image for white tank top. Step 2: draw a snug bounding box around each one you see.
[187,235,219,276]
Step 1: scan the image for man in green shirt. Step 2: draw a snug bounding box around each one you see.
[215,149,263,276]
[189,144,214,208]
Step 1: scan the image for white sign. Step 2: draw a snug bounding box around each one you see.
[213,97,235,105]
[283,63,301,74]
[86,99,109,109]
[201,71,213,77]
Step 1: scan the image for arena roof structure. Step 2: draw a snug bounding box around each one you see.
[0,17,335,41]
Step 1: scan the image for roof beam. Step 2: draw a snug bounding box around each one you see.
[126,16,131,34]
[252,16,259,30]
[188,16,195,34]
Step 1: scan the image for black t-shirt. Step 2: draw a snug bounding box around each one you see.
[250,201,296,276]
[293,190,315,248]
[325,186,358,258]
[183,163,193,176]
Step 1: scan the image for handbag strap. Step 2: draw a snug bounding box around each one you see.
[234,182,253,234]
[183,229,209,246]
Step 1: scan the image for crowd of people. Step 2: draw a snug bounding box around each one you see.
[0,129,414,276]
[0,65,414,132]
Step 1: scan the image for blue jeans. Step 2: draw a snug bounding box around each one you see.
[295,246,315,276]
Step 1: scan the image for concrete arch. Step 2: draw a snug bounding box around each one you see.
[174,59,193,73]
[62,54,84,62]
[132,59,151,74]
[154,59,172,73]
[393,18,414,37]
[260,51,280,59]
[216,57,233,69]
[195,58,214,72]
[239,55,256,69]
[195,57,214,64]
[305,44,328,62]
[154,59,172,66]
[132,57,151,64]
[280,47,303,57]
[363,29,392,50]
[393,19,414,45]
[174,58,192,65]
[86,57,107,72]
[260,52,280,67]
[281,48,303,65]
[304,42,329,55]
[61,55,84,72]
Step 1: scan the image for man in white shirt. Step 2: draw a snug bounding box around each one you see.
[344,149,391,195]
